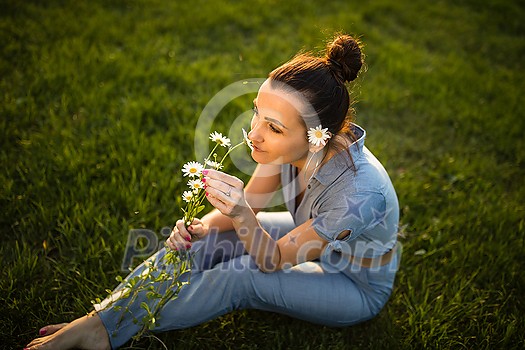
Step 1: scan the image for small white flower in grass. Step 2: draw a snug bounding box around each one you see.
[209,131,231,148]
[187,179,205,191]
[242,128,253,151]
[182,161,203,177]
[205,159,223,170]
[182,191,193,203]
[307,125,332,147]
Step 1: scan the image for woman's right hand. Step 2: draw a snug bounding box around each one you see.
[166,218,208,250]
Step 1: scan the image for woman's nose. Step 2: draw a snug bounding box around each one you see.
[248,126,263,143]
[248,119,263,142]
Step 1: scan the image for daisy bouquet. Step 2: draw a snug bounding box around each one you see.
[94,130,252,343]
[180,130,249,227]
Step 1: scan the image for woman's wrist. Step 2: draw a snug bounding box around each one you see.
[230,204,256,225]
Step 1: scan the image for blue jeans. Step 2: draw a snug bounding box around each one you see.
[96,212,400,349]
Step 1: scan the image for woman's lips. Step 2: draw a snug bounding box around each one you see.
[252,144,264,152]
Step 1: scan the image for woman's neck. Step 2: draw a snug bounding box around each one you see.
[293,147,333,183]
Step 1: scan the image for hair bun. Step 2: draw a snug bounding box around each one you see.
[326,34,363,83]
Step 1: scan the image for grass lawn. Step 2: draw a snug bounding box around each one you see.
[1,0,524,348]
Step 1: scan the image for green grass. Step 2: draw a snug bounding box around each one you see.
[2,0,524,348]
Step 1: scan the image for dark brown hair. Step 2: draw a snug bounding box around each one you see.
[268,34,364,155]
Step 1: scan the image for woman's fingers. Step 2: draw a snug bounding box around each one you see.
[202,169,249,218]
[203,169,244,202]
[205,183,239,201]
[203,177,231,196]
[166,220,192,250]
[187,219,206,240]
[205,184,248,218]
[166,233,185,251]
[203,169,244,190]
[205,191,231,214]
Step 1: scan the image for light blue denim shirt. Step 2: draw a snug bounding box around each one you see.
[281,124,399,259]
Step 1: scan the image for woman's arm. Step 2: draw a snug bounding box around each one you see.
[166,164,281,250]
[232,214,328,272]
[200,164,281,233]
[203,169,329,273]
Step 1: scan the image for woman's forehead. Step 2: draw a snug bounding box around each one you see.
[256,81,309,126]
[257,79,321,128]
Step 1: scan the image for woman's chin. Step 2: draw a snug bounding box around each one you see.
[251,153,266,164]
[251,153,287,166]
[252,155,271,165]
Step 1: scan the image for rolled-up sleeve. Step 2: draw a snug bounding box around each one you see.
[312,191,386,242]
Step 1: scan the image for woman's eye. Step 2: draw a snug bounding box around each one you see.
[269,124,282,134]
[252,106,259,115]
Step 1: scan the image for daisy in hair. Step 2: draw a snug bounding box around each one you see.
[307,125,332,147]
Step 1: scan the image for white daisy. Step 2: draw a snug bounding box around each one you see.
[242,128,254,151]
[182,161,203,177]
[307,125,332,147]
[182,191,193,203]
[205,159,223,170]
[209,131,231,148]
[187,179,205,191]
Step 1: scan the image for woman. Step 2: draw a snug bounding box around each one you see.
[26,34,400,350]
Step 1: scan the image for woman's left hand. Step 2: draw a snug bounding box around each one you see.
[202,169,249,219]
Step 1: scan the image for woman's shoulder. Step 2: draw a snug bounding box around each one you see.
[318,144,393,197]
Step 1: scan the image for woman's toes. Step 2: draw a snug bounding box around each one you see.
[39,323,69,336]
[26,336,46,347]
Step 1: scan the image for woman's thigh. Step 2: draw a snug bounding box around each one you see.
[183,254,376,328]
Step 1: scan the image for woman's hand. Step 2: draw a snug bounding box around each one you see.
[166,218,207,250]
[202,169,249,219]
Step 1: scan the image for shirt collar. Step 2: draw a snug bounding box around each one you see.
[314,123,366,186]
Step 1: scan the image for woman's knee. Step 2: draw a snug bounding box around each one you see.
[190,231,247,272]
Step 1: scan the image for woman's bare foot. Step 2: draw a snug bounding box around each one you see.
[25,312,110,350]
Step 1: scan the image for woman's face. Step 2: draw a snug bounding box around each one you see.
[248,80,310,166]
